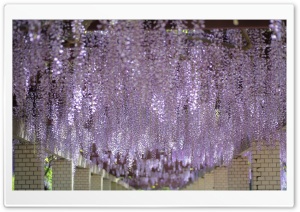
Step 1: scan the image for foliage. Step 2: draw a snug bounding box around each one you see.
[44,156,54,190]
[12,175,15,190]
[44,166,52,190]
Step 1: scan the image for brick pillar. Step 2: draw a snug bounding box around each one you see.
[204,172,214,190]
[103,178,111,190]
[74,167,91,190]
[52,158,73,190]
[214,166,229,190]
[251,142,281,190]
[116,184,123,190]
[121,185,127,190]
[14,144,44,190]
[228,156,249,190]
[191,182,198,190]
[185,183,194,190]
[91,174,103,190]
[111,181,118,190]
[198,177,205,190]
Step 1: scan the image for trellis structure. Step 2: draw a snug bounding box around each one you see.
[13,20,286,190]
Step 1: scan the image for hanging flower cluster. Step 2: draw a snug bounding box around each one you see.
[13,20,286,189]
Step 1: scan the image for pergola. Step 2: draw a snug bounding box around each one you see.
[13,20,286,190]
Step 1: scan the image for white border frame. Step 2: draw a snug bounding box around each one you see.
[3,3,294,207]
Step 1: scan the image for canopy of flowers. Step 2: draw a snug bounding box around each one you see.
[13,20,286,189]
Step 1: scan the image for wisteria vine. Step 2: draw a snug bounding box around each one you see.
[13,20,286,189]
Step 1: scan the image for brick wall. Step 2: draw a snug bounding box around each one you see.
[214,166,229,190]
[182,171,219,190]
[116,184,124,190]
[120,184,127,190]
[74,167,91,190]
[111,181,118,190]
[198,177,205,190]
[14,144,44,190]
[204,171,214,190]
[251,142,281,190]
[103,178,111,190]
[52,158,73,190]
[91,174,103,190]
[184,183,196,190]
[228,156,249,190]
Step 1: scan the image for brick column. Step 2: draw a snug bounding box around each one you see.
[251,142,281,190]
[204,172,214,190]
[116,184,123,190]
[103,178,111,190]
[14,144,44,190]
[228,156,249,190]
[192,182,198,190]
[52,158,73,190]
[74,167,91,190]
[214,166,229,190]
[185,183,195,190]
[111,181,118,190]
[120,184,127,190]
[91,174,103,190]
[198,177,205,190]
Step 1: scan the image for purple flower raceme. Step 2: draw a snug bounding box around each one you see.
[12,20,286,189]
